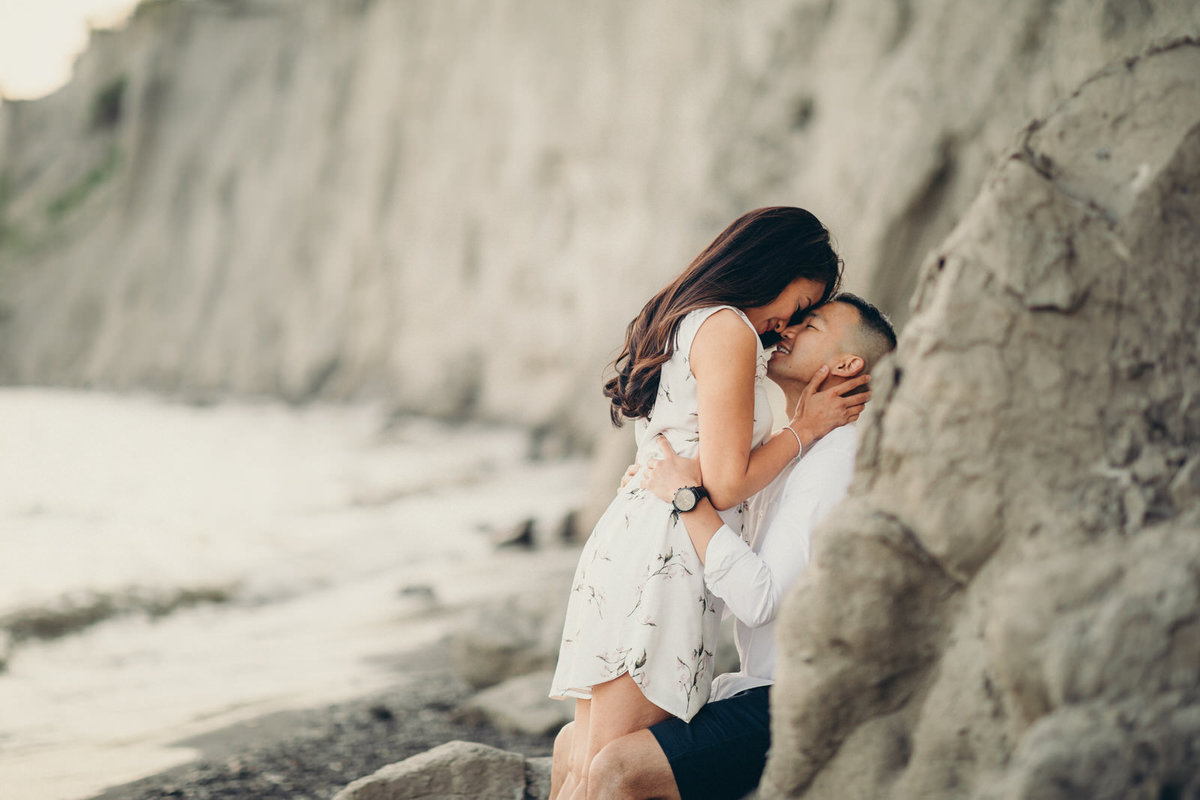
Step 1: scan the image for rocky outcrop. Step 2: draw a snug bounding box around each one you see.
[450,581,570,691]
[523,756,554,800]
[455,670,574,738]
[2,1,1197,448]
[331,740,548,800]
[762,40,1200,799]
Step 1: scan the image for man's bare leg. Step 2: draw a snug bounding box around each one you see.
[550,721,575,800]
[567,674,670,800]
[589,729,681,800]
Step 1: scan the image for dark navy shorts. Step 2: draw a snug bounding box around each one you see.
[648,686,771,800]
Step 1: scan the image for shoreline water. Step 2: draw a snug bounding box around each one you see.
[0,389,586,799]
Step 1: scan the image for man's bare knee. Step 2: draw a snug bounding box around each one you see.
[588,731,678,800]
[589,742,634,799]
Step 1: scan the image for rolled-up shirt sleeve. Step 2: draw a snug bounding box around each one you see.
[701,434,854,629]
[703,525,789,627]
[702,515,811,628]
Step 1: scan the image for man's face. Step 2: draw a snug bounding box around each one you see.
[767,301,860,384]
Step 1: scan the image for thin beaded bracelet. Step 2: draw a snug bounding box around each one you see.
[781,425,803,459]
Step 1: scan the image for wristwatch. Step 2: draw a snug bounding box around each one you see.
[671,485,708,513]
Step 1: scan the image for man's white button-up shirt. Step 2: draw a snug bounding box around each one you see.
[706,422,858,701]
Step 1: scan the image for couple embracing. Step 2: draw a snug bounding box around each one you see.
[548,207,897,800]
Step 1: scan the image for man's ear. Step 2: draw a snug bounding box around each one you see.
[830,353,865,378]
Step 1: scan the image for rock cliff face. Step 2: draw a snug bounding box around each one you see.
[763,39,1200,799]
[1,0,1196,443]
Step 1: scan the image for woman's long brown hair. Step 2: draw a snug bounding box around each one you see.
[603,207,841,425]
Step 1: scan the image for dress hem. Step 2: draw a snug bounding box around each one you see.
[549,673,704,723]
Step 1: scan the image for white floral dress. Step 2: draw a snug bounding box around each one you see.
[550,305,772,721]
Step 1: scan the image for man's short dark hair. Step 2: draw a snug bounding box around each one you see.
[832,292,897,372]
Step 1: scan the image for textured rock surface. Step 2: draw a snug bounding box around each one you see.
[762,40,1200,800]
[2,1,1197,448]
[524,756,553,800]
[450,581,570,690]
[456,670,574,738]
[331,740,529,800]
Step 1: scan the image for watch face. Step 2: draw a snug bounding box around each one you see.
[674,488,698,512]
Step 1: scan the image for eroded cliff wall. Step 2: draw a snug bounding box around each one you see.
[764,39,1200,799]
[1,0,1196,444]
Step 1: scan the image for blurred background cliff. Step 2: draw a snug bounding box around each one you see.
[3,0,1193,447]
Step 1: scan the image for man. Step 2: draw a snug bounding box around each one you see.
[550,293,897,800]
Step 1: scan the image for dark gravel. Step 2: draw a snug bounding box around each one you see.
[87,639,556,800]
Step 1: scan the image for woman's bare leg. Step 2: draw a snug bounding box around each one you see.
[550,721,574,800]
[558,699,589,800]
[567,674,670,800]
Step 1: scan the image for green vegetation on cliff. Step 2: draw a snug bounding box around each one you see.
[45,144,121,223]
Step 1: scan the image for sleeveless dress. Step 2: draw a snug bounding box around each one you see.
[550,306,772,721]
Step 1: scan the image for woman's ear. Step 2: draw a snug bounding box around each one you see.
[831,354,865,378]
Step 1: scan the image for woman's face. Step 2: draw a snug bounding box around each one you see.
[743,277,826,336]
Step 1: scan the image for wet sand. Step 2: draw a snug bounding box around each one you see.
[88,639,556,800]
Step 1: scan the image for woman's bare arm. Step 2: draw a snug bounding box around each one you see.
[689,309,869,510]
[690,310,803,510]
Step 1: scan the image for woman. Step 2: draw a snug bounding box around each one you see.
[550,207,860,799]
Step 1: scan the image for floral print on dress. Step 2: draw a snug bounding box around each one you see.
[550,306,772,722]
[572,581,606,619]
[677,639,715,717]
[627,547,694,618]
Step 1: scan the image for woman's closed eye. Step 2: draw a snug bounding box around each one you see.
[787,308,812,327]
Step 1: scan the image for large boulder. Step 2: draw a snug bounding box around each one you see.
[524,756,554,800]
[450,579,571,691]
[456,670,575,738]
[332,740,539,800]
[762,40,1200,799]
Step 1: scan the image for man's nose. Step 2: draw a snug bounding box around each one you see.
[780,324,799,341]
